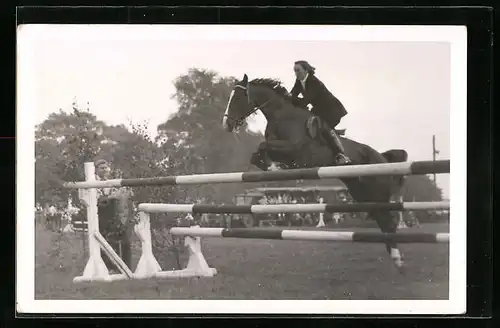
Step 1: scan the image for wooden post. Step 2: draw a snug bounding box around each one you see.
[73,162,111,282]
[432,135,440,184]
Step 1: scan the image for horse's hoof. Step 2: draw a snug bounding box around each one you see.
[250,157,268,171]
[335,154,352,165]
[268,162,281,171]
[250,154,260,165]
[393,261,406,275]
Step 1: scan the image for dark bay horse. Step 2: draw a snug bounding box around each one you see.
[222,74,409,273]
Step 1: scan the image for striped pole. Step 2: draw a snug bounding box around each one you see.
[63,160,450,189]
[169,227,449,244]
[138,201,450,214]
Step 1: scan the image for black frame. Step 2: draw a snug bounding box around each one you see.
[11,5,493,325]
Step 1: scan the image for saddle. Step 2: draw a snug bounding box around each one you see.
[306,116,345,139]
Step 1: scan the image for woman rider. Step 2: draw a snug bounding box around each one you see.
[289,60,351,164]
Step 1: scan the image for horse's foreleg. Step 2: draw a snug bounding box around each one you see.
[250,148,271,171]
[252,142,285,171]
[262,139,305,170]
[253,140,292,170]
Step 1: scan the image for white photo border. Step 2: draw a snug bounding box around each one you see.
[16,24,467,315]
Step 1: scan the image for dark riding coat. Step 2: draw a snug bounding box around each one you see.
[290,74,347,128]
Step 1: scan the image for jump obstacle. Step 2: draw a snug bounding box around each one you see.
[170,227,449,244]
[63,160,450,189]
[137,201,450,214]
[65,160,450,282]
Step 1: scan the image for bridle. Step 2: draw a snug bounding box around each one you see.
[225,83,272,128]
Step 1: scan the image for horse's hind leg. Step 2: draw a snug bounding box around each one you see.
[369,209,405,274]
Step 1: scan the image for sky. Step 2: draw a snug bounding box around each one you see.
[24,25,457,198]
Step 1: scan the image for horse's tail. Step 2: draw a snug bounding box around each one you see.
[381,149,408,163]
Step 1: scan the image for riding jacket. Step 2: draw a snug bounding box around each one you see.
[290,74,347,128]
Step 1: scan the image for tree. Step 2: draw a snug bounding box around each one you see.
[402,175,443,201]
[35,100,105,206]
[34,100,169,207]
[156,68,265,204]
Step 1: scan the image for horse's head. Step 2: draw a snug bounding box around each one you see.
[222,74,254,132]
[223,74,293,132]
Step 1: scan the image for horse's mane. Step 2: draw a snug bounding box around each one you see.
[249,78,297,107]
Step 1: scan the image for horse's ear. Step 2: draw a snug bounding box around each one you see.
[242,74,248,84]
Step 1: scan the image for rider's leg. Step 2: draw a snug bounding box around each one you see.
[329,129,351,164]
[327,118,351,164]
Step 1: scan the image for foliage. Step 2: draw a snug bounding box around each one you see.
[402,175,443,201]
[156,68,265,205]
[35,100,104,206]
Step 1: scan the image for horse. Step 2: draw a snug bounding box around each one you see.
[222,74,410,274]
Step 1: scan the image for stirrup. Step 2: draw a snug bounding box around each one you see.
[335,153,351,165]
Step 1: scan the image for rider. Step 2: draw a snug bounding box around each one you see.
[290,60,351,164]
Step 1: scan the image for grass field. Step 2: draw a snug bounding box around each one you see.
[35,223,449,300]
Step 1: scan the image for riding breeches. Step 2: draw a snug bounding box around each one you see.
[311,107,342,129]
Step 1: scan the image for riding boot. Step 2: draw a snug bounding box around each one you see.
[328,129,352,164]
